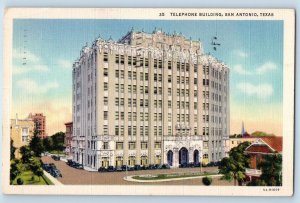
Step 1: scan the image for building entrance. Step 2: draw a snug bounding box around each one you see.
[179,147,189,165]
[167,150,173,166]
[194,150,199,164]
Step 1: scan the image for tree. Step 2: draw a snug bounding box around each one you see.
[29,158,43,181]
[10,160,20,184]
[10,139,16,160]
[219,142,250,186]
[20,146,32,163]
[29,121,44,157]
[259,154,282,186]
[51,132,65,151]
[42,137,52,152]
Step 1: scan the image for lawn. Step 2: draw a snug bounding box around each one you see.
[132,172,217,180]
[12,170,53,185]
[50,150,65,156]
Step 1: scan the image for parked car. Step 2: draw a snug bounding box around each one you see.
[179,163,188,168]
[107,166,115,172]
[127,166,135,171]
[193,162,201,167]
[50,169,62,178]
[134,165,141,171]
[51,155,60,161]
[115,166,123,172]
[155,164,162,169]
[188,162,195,168]
[98,167,107,172]
[161,164,171,169]
[67,159,73,166]
[148,164,156,170]
[74,163,84,169]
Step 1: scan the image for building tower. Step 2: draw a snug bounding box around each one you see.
[71,30,229,170]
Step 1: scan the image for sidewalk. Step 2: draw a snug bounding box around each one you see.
[43,170,63,185]
[124,174,223,183]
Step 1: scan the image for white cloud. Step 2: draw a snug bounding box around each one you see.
[57,59,72,70]
[255,62,277,75]
[12,49,49,75]
[17,79,59,94]
[233,64,252,75]
[233,62,277,76]
[235,50,248,58]
[237,82,273,99]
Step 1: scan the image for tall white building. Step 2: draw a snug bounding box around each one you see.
[71,30,229,170]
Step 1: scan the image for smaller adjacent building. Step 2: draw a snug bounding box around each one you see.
[28,113,47,138]
[244,136,283,181]
[10,114,35,159]
[229,134,257,150]
[64,122,73,157]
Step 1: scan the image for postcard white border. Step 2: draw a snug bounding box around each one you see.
[2,8,295,196]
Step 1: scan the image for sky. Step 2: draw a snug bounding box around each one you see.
[12,19,283,136]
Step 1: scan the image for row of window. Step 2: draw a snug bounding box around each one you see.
[95,141,163,150]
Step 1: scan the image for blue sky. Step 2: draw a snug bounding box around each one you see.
[12,19,283,135]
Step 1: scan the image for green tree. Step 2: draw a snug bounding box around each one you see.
[259,154,282,186]
[19,146,32,163]
[10,139,16,160]
[29,121,44,157]
[219,142,251,186]
[29,158,43,181]
[51,132,65,151]
[10,160,20,184]
[42,137,52,152]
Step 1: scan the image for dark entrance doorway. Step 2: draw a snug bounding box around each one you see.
[167,150,173,166]
[194,150,199,164]
[179,147,189,165]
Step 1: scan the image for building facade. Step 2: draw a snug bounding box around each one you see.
[64,122,73,157]
[244,136,282,181]
[10,114,35,159]
[71,30,229,170]
[28,113,47,138]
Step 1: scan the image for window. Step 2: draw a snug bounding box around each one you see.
[115,125,119,136]
[203,154,208,159]
[104,82,108,91]
[104,111,108,120]
[104,68,108,77]
[168,61,172,69]
[168,88,172,96]
[104,97,108,105]
[120,70,124,79]
[115,70,119,78]
[115,55,120,63]
[141,142,148,150]
[133,72,137,80]
[103,142,109,149]
[21,128,29,142]
[129,142,136,150]
[168,100,171,108]
[103,125,108,135]
[115,84,119,92]
[116,142,123,150]
[155,142,161,149]
[104,53,108,62]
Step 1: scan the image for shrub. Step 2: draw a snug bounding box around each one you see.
[202,176,212,186]
[16,178,24,185]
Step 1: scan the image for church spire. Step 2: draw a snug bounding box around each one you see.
[241,121,245,137]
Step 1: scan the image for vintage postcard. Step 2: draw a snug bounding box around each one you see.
[2,8,295,196]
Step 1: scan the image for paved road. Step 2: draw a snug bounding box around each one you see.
[41,156,234,186]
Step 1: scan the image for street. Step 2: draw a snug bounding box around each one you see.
[41,156,234,186]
